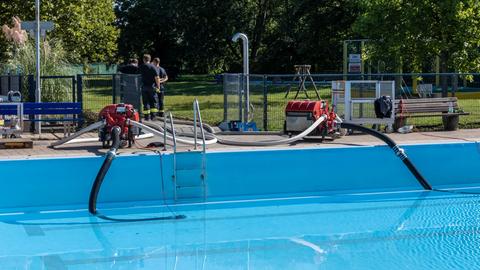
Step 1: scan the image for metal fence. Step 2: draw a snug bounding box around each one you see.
[223,73,480,131]
[2,72,480,132]
[0,75,22,97]
[0,73,143,127]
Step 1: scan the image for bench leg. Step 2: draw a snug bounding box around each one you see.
[442,115,459,131]
[394,117,406,131]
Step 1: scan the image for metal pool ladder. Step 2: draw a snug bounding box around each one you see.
[169,99,207,201]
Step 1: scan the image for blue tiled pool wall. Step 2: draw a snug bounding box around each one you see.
[1,142,479,211]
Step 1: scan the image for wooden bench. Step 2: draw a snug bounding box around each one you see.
[394,97,469,131]
[0,102,83,136]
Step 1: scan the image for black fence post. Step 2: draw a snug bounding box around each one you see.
[112,74,116,104]
[452,74,458,97]
[263,75,268,131]
[27,75,35,102]
[72,76,76,102]
[18,75,23,99]
[27,75,35,131]
[238,74,243,122]
[77,74,84,127]
[223,73,228,123]
[7,72,11,91]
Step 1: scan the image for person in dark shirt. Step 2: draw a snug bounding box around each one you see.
[138,54,160,120]
[118,58,139,74]
[152,57,168,117]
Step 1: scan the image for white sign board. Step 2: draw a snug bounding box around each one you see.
[348,63,361,73]
[21,21,54,37]
[349,54,361,63]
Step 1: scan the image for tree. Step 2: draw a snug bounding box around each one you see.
[116,0,183,69]
[355,0,480,95]
[259,0,359,73]
[0,0,119,64]
[116,0,359,74]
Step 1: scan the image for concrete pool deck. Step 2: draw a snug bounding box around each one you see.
[1,125,480,160]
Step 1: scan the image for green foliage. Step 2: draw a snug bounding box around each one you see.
[354,0,480,73]
[116,0,359,74]
[1,38,74,101]
[0,0,119,64]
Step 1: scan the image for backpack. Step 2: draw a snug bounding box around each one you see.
[374,96,393,118]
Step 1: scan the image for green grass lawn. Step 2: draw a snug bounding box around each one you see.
[80,75,480,131]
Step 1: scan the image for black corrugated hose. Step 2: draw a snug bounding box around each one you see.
[88,126,185,221]
[340,122,433,190]
[341,123,480,196]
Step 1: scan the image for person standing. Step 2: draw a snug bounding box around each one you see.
[138,54,160,120]
[152,57,168,117]
[118,58,139,74]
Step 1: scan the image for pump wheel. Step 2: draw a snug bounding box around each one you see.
[320,122,328,142]
[127,130,134,148]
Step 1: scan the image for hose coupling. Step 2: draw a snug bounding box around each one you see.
[106,150,117,158]
[392,145,407,160]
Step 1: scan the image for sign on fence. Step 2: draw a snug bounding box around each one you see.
[21,21,54,38]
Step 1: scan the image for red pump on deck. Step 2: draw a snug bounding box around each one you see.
[98,103,140,148]
[284,100,338,137]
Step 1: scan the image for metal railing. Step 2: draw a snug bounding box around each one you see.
[169,112,177,153]
[223,72,480,131]
[193,98,207,152]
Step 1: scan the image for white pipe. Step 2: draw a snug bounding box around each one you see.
[63,132,154,145]
[130,120,218,145]
[215,115,327,146]
[232,33,249,122]
[149,117,216,134]
[146,116,328,147]
[50,121,105,147]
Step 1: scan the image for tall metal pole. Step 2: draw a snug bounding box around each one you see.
[35,0,42,134]
[232,33,249,123]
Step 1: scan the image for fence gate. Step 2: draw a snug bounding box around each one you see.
[222,73,243,124]
[0,75,21,97]
[114,74,142,112]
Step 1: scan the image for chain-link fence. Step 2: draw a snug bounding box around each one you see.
[81,74,115,114]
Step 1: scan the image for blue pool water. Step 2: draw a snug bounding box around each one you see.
[1,142,480,269]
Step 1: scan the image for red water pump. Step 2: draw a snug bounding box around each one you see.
[284,100,338,138]
[98,103,140,148]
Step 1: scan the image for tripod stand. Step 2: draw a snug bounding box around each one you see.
[285,65,320,99]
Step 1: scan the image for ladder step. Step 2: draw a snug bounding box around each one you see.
[174,169,204,187]
[176,184,204,189]
[176,154,203,170]
[173,149,207,201]
[176,165,203,171]
[175,150,204,155]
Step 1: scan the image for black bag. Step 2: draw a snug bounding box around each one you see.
[374,96,393,118]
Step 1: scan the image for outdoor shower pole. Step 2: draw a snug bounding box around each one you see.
[35,0,42,134]
[232,33,249,123]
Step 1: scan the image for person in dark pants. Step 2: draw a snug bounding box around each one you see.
[152,57,168,117]
[138,54,160,120]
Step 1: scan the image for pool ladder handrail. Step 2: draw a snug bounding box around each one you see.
[194,98,208,200]
[168,111,178,179]
[193,98,207,153]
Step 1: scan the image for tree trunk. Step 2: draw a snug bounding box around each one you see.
[251,0,271,63]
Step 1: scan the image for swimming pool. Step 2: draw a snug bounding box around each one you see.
[1,142,480,269]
